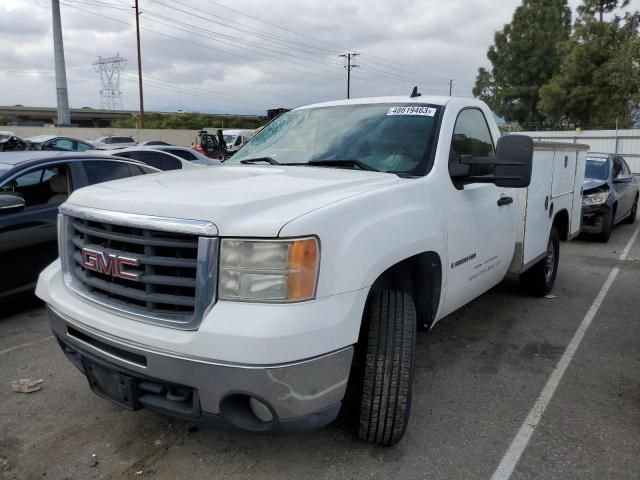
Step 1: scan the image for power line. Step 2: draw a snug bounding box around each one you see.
[61,2,344,81]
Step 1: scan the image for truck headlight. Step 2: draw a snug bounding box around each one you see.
[582,191,609,207]
[219,237,319,302]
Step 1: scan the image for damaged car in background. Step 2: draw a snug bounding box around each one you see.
[0,131,28,152]
[581,153,639,242]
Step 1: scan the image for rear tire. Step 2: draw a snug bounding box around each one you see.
[520,226,560,297]
[357,290,416,446]
[623,196,638,224]
[596,208,614,242]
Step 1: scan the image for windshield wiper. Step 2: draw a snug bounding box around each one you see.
[240,157,280,165]
[307,159,380,172]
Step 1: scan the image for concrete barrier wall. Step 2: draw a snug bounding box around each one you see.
[7,127,202,147]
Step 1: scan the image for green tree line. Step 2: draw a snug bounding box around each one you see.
[113,112,266,130]
[474,0,640,130]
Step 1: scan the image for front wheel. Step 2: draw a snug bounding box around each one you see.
[623,196,638,224]
[357,290,416,446]
[520,226,560,297]
[596,208,614,242]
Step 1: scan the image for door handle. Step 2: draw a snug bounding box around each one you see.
[497,196,513,206]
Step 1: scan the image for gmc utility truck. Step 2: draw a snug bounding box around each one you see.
[36,95,587,446]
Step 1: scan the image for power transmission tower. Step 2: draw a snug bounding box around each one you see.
[93,55,127,110]
[339,52,359,99]
[52,0,70,125]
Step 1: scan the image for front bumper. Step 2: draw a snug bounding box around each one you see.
[581,204,610,234]
[48,306,353,432]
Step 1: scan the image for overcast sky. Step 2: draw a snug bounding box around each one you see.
[1,0,637,115]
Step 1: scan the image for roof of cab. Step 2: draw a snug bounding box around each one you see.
[297,95,459,110]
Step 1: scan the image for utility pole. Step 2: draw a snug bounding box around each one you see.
[338,52,359,99]
[51,0,71,126]
[449,79,453,96]
[134,0,145,128]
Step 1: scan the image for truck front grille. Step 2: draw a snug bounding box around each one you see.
[59,206,218,330]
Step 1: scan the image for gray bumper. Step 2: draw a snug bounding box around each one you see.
[581,206,609,234]
[47,306,353,431]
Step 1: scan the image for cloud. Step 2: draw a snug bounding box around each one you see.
[0,0,638,114]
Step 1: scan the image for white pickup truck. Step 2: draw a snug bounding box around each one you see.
[36,94,586,446]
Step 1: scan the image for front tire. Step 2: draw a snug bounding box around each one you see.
[358,290,416,446]
[596,208,614,242]
[623,196,638,224]
[520,226,560,297]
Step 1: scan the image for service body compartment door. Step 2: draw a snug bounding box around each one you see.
[510,142,589,274]
[570,150,586,236]
[523,150,554,266]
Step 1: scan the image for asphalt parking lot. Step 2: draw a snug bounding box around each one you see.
[1,224,639,480]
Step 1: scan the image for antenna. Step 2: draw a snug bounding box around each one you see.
[410,86,421,98]
[93,54,127,110]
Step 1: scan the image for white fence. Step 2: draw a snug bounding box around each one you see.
[518,129,640,173]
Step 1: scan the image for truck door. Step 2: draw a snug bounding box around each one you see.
[440,108,516,317]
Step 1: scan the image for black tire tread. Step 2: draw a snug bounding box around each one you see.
[358,290,416,446]
[596,208,614,242]
[623,196,638,225]
[520,226,560,297]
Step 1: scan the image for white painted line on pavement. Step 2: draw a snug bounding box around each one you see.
[490,225,640,480]
[0,335,54,356]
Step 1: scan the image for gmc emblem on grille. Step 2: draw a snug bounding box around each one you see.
[81,248,140,281]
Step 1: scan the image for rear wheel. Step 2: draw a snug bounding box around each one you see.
[357,290,416,446]
[623,196,638,224]
[520,226,560,297]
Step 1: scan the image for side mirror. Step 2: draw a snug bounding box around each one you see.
[0,194,26,214]
[493,135,534,188]
[449,135,534,188]
[614,174,632,184]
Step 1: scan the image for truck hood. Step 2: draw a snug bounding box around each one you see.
[67,165,402,236]
[583,178,608,192]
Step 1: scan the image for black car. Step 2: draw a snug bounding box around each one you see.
[0,152,158,298]
[581,152,639,241]
[25,135,95,152]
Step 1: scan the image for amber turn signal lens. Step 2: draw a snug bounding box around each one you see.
[287,238,319,301]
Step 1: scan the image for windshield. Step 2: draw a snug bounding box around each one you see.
[227,103,441,175]
[224,135,237,144]
[585,156,610,180]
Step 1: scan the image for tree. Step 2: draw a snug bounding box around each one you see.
[580,0,629,21]
[473,0,571,128]
[538,2,640,129]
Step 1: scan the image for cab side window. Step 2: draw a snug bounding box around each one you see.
[449,109,496,178]
[0,165,70,207]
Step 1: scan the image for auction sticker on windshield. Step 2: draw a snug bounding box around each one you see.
[387,106,436,116]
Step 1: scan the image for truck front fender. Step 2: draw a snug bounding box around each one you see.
[278,181,448,301]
